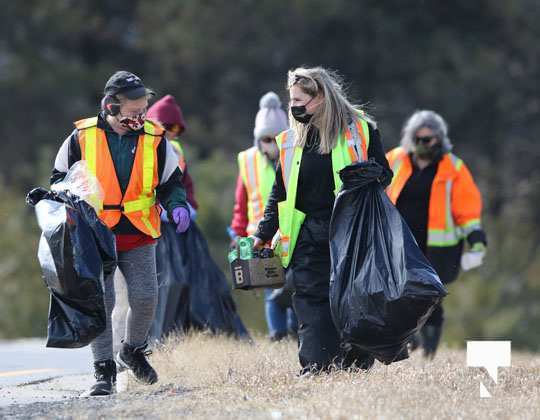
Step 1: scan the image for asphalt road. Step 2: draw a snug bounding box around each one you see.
[0,339,93,406]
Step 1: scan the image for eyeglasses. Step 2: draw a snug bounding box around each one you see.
[260,137,275,143]
[415,135,437,144]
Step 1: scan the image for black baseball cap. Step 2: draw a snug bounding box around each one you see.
[104,70,155,99]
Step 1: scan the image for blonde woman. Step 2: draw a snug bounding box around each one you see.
[253,67,392,374]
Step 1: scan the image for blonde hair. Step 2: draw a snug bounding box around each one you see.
[287,67,374,154]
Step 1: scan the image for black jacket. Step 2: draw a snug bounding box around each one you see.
[255,123,392,241]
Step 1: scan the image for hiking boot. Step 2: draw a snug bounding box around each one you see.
[83,359,117,397]
[116,342,158,385]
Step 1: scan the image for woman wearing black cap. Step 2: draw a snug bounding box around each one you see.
[51,71,190,396]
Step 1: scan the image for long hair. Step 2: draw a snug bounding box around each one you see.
[400,110,453,153]
[287,67,374,154]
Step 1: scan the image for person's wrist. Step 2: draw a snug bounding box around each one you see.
[470,242,486,253]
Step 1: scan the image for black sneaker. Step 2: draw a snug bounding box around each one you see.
[116,342,158,385]
[83,359,117,397]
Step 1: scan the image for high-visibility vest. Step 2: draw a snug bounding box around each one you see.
[75,116,163,238]
[238,147,276,236]
[386,147,482,247]
[276,117,370,267]
[170,140,186,173]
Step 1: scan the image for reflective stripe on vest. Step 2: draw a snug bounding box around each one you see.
[238,147,276,235]
[280,119,370,195]
[77,117,162,238]
[276,118,370,267]
[170,140,186,172]
[385,147,482,247]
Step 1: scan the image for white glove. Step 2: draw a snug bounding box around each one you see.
[461,250,485,271]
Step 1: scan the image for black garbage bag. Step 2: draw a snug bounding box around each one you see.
[27,187,117,348]
[149,221,249,341]
[329,161,447,364]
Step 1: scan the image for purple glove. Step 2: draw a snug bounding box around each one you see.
[172,207,190,233]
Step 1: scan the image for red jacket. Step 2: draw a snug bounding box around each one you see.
[230,173,249,237]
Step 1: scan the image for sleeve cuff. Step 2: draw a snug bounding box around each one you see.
[467,229,487,248]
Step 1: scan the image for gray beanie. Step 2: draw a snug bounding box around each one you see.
[253,92,288,144]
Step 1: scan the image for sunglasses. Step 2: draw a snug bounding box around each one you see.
[287,73,319,91]
[415,135,437,144]
[260,137,275,143]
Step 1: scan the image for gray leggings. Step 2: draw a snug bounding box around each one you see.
[91,243,158,362]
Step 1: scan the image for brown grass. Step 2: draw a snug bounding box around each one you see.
[6,334,538,419]
[121,333,539,419]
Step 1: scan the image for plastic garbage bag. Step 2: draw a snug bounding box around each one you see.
[27,187,117,348]
[51,160,103,212]
[329,160,447,364]
[149,221,249,341]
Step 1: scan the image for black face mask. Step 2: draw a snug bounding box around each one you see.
[291,97,314,124]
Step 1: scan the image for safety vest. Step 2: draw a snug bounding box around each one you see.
[170,140,186,173]
[276,117,370,267]
[386,147,482,247]
[238,147,276,235]
[75,116,163,238]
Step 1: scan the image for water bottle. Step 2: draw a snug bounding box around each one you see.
[238,237,254,260]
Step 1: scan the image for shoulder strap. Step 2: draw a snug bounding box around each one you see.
[448,153,463,172]
[74,116,98,130]
[277,129,295,150]
[350,118,370,161]
[143,120,165,136]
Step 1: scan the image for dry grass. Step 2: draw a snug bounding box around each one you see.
[126,333,539,419]
[5,334,539,419]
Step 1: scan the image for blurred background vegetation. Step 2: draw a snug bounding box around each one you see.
[1,0,539,350]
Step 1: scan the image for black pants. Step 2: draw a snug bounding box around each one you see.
[424,301,444,327]
[422,243,462,328]
[287,217,340,369]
